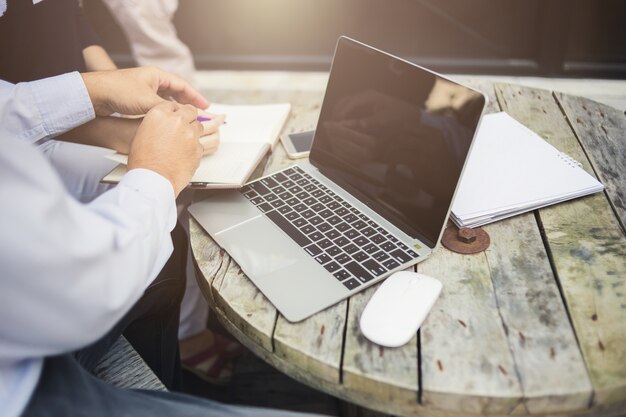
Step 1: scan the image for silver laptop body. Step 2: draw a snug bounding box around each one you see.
[189,37,486,322]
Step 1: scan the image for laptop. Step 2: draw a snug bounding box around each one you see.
[189,37,486,322]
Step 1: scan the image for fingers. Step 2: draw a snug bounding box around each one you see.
[199,115,225,136]
[197,112,223,155]
[155,68,209,109]
[199,133,220,156]
[150,102,203,139]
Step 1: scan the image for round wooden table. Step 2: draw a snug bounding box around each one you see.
[190,81,626,417]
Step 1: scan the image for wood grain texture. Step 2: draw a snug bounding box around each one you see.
[273,301,347,385]
[419,81,591,415]
[496,83,626,406]
[483,214,592,413]
[464,81,593,413]
[342,273,419,417]
[213,256,278,352]
[189,216,230,305]
[215,294,626,417]
[419,246,522,415]
[554,92,626,232]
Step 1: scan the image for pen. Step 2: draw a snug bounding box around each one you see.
[197,115,227,124]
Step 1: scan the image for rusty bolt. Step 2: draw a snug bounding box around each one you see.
[458,228,477,244]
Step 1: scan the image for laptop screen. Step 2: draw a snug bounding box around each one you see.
[309,37,485,248]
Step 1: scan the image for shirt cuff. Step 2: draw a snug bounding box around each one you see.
[29,72,95,139]
[119,168,177,231]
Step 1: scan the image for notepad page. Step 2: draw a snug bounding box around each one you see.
[105,142,267,185]
[208,103,291,149]
[452,112,603,222]
[191,142,267,184]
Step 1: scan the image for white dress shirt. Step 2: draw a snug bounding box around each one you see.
[0,72,177,417]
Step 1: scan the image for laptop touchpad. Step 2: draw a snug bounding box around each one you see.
[188,191,261,234]
[214,215,347,322]
[214,215,304,276]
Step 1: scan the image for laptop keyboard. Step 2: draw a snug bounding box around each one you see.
[240,166,420,291]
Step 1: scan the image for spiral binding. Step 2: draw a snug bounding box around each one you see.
[558,152,582,168]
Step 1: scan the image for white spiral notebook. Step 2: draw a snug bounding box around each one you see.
[451,112,604,228]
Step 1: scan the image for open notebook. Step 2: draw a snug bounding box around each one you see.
[451,112,604,228]
[102,103,291,189]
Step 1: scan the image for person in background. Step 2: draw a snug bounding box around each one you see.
[99,0,196,84]
[0,0,239,384]
[0,65,327,417]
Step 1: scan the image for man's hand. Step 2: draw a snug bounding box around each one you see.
[81,67,209,117]
[127,102,203,196]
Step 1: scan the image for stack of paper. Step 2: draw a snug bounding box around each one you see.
[451,112,604,228]
[102,102,291,189]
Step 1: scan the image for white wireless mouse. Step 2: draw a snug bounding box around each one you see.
[360,271,442,347]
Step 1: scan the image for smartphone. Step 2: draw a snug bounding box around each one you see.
[280,130,315,159]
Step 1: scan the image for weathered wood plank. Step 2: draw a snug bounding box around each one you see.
[189,216,229,305]
[212,256,278,352]
[418,81,591,415]
[483,214,593,413]
[273,301,347,385]
[217,302,626,417]
[496,83,626,406]
[554,92,626,232]
[419,247,523,415]
[342,271,419,417]
[431,81,593,414]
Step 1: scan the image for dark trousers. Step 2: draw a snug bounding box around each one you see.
[22,354,325,417]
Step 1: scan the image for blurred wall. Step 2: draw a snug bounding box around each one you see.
[85,0,626,78]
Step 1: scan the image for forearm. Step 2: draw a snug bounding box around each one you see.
[57,116,140,154]
[0,160,176,359]
[83,45,118,72]
[0,73,95,144]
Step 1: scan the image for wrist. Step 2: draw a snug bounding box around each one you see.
[81,72,112,116]
[110,117,141,154]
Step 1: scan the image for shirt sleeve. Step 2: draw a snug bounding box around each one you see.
[0,136,177,360]
[0,73,178,360]
[0,72,95,144]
